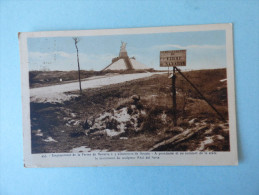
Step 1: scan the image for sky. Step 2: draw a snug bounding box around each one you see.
[27,30,226,71]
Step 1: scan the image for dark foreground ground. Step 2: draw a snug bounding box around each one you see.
[30,68,230,153]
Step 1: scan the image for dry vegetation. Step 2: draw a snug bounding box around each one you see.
[30,68,229,153]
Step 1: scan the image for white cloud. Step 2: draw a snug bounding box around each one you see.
[152,44,225,50]
[28,52,52,58]
[56,51,73,58]
[28,51,115,71]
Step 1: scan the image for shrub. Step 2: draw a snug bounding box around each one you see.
[106,118,119,130]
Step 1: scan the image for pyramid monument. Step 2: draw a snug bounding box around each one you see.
[102,41,149,71]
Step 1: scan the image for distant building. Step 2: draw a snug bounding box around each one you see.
[102,41,149,71]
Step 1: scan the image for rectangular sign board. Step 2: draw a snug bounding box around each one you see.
[160,50,186,67]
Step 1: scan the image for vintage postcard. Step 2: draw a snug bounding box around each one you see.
[19,24,238,167]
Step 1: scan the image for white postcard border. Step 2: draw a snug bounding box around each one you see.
[19,24,238,167]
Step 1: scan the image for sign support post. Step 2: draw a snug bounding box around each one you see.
[172,67,177,126]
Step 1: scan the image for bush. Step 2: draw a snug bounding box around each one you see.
[106,118,119,130]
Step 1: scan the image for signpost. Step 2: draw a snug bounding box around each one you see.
[160,49,225,126]
[160,50,186,126]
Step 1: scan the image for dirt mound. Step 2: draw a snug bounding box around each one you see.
[83,95,146,137]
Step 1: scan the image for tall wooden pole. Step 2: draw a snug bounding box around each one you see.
[172,67,177,126]
[74,39,82,94]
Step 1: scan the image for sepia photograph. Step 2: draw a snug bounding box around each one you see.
[19,24,238,167]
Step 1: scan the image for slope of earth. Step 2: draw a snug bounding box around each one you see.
[30,68,229,153]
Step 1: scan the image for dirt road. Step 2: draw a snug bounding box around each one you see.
[30,72,165,103]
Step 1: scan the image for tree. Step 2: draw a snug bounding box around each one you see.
[73,37,82,94]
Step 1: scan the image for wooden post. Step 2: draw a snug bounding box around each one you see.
[172,67,177,126]
[73,37,82,95]
[76,45,82,95]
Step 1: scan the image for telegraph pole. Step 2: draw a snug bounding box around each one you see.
[73,37,82,95]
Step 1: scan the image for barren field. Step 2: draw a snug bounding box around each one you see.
[30,68,229,153]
